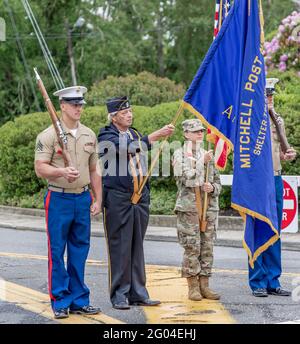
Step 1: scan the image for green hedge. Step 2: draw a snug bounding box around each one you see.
[0,71,299,212]
[0,102,188,209]
[267,70,300,175]
[86,72,186,107]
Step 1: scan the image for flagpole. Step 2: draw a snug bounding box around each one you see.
[218,0,223,31]
[200,0,224,230]
[131,102,184,205]
[200,140,212,232]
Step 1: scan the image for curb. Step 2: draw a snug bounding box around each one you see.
[0,205,245,231]
[1,223,299,252]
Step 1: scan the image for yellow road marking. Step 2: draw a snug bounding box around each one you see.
[144,265,235,324]
[0,280,123,324]
[214,268,300,278]
[146,264,300,278]
[1,252,300,324]
[1,252,299,277]
[0,252,106,266]
[0,252,49,261]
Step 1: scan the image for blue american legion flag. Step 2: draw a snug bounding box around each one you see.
[183,0,279,267]
[208,0,233,171]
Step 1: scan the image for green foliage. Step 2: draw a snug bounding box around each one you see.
[0,0,297,125]
[86,72,186,107]
[150,186,177,215]
[262,0,298,34]
[264,11,300,73]
[218,186,232,210]
[0,188,46,209]
[0,111,49,199]
[268,70,300,175]
[0,101,189,211]
[0,0,89,125]
[0,70,299,213]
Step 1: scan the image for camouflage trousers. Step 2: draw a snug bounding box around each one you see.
[176,211,218,278]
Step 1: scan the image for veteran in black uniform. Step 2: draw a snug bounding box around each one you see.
[98,96,174,310]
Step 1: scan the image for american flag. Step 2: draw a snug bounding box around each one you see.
[207,0,233,170]
[214,0,233,37]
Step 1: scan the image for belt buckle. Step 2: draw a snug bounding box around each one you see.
[48,185,64,193]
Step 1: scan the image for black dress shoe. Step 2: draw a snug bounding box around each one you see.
[54,308,69,319]
[70,305,101,315]
[252,288,268,297]
[113,301,130,310]
[129,299,161,306]
[267,287,291,296]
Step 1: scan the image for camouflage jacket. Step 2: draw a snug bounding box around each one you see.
[172,144,222,213]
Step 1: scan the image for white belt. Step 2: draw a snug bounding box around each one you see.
[48,184,89,194]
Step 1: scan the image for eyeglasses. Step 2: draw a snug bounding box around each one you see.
[193,129,205,133]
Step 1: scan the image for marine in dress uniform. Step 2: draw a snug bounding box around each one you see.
[173,119,221,301]
[98,96,174,310]
[249,78,297,297]
[35,86,102,319]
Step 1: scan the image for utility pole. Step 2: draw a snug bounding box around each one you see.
[156,9,165,77]
[0,17,5,41]
[65,19,77,86]
[5,0,41,112]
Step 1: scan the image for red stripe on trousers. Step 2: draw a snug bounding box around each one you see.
[45,191,56,301]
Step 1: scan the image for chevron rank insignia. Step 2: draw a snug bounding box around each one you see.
[36,140,44,152]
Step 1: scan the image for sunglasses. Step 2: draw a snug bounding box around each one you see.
[192,129,206,133]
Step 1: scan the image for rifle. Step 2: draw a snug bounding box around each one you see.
[269,99,291,154]
[267,92,290,154]
[34,68,73,167]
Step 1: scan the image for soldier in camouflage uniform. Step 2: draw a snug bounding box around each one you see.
[172,119,222,301]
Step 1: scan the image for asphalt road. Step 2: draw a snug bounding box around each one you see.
[0,227,300,324]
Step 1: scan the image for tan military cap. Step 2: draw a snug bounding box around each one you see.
[182,119,205,132]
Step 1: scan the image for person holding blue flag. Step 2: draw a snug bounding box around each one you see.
[182,0,286,287]
[249,78,297,297]
[98,96,174,310]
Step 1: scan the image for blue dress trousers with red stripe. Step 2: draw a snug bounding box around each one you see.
[248,176,284,290]
[44,190,92,311]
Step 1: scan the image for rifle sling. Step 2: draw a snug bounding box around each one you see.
[128,154,139,195]
[128,130,145,201]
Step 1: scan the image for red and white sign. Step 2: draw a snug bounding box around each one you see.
[220,175,299,233]
[281,176,298,233]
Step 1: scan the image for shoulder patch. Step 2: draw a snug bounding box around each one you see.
[36,140,44,152]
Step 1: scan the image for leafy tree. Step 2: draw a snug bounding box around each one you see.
[86,71,185,106]
[1,69,299,212]
[0,0,297,125]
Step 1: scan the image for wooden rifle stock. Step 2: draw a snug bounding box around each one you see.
[269,108,290,154]
[34,68,73,167]
[268,95,290,154]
